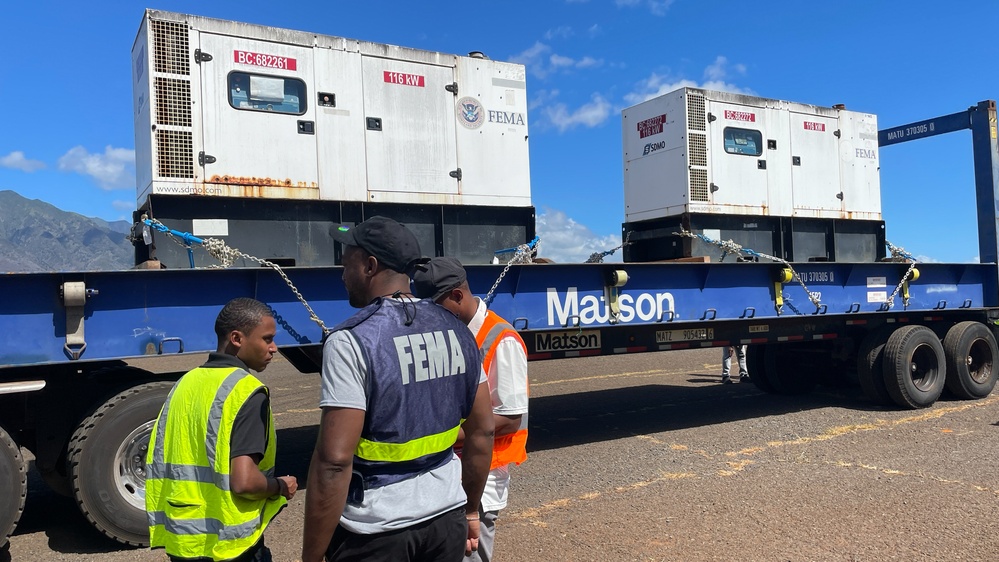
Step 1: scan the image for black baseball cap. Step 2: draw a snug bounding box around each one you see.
[329,216,427,274]
[412,256,467,301]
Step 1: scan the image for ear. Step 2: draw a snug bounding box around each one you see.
[228,329,245,352]
[363,254,379,277]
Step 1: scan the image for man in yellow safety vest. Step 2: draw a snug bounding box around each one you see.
[146,297,298,561]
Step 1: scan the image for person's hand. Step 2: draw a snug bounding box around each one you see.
[465,516,480,556]
[277,475,298,500]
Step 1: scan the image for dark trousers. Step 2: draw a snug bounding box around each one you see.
[326,506,466,562]
[168,539,272,562]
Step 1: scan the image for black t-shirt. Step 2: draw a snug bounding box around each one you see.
[202,353,269,461]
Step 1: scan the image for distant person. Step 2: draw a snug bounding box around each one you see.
[146,297,298,562]
[302,216,494,562]
[413,257,530,562]
[722,345,749,384]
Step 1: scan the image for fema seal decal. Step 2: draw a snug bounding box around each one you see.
[456,96,485,130]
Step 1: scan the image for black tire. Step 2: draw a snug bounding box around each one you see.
[856,327,895,405]
[882,325,946,409]
[745,344,776,393]
[943,321,999,399]
[68,381,173,546]
[761,344,817,395]
[0,424,26,549]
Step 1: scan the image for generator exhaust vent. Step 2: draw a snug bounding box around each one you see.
[689,169,709,202]
[687,94,706,132]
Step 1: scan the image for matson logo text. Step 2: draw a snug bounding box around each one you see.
[547,287,675,326]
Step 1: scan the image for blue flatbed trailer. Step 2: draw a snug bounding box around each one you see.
[1,101,997,548]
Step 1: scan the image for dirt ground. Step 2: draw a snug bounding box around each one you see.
[5,348,999,561]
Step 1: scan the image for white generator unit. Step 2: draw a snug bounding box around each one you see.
[623,87,881,221]
[622,88,885,263]
[129,10,535,268]
[131,9,531,208]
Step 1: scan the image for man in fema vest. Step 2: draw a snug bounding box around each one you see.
[302,216,494,562]
[146,297,298,562]
[414,257,529,562]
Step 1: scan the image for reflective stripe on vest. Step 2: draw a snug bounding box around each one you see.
[476,310,529,470]
[356,423,463,462]
[146,366,286,560]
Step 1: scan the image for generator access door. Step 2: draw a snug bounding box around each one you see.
[706,100,777,213]
[360,57,459,199]
[197,32,319,197]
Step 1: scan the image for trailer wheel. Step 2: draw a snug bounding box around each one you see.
[67,381,173,546]
[745,344,776,393]
[882,325,946,409]
[0,424,27,549]
[856,327,895,406]
[761,344,817,395]
[942,321,999,399]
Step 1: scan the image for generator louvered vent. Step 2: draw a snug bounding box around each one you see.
[688,133,707,167]
[687,94,706,131]
[154,77,192,127]
[156,130,194,179]
[689,169,709,202]
[151,19,190,76]
[150,17,194,180]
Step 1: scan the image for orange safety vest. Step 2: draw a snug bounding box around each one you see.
[475,310,529,470]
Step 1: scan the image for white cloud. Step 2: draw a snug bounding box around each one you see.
[587,24,602,37]
[0,151,45,172]
[616,0,675,15]
[58,145,135,190]
[510,42,553,79]
[510,41,603,79]
[112,199,134,211]
[544,26,574,40]
[529,89,560,111]
[623,62,754,106]
[704,55,746,82]
[543,93,613,132]
[536,208,624,263]
[550,54,576,68]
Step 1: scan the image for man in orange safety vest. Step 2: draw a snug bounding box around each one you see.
[414,257,529,562]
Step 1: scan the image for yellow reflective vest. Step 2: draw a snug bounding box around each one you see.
[146,365,286,561]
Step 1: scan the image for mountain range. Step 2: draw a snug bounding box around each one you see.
[0,190,134,272]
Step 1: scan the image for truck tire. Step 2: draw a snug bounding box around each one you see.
[67,381,173,546]
[0,424,26,549]
[943,321,999,399]
[761,344,817,395]
[882,325,946,409]
[856,327,895,406]
[745,344,776,393]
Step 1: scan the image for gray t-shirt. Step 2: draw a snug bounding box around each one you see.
[320,303,486,534]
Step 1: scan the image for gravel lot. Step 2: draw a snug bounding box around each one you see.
[5,348,999,561]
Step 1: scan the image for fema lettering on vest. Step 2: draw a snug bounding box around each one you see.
[395,329,467,384]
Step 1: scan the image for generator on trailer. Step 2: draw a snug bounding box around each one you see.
[2,8,999,553]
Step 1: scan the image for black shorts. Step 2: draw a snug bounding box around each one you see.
[325,506,466,562]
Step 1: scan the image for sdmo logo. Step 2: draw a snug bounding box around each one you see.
[643,140,666,156]
[547,287,675,326]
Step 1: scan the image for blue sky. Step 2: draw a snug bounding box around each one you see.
[1,0,997,263]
